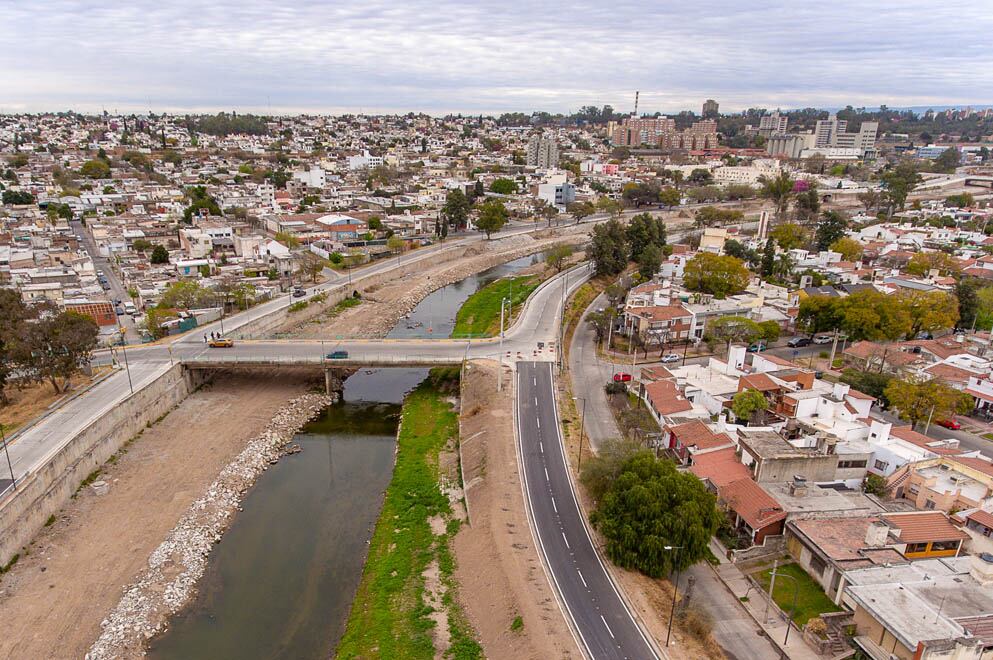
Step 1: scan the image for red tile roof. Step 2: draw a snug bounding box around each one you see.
[882,512,968,544]
[719,478,786,530]
[889,426,964,456]
[644,380,693,416]
[953,456,993,479]
[690,447,752,487]
[740,373,780,392]
[966,509,993,530]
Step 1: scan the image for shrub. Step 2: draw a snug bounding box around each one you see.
[677,605,713,641]
[510,616,524,632]
[818,350,829,359]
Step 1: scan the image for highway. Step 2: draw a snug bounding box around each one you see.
[517,362,659,660]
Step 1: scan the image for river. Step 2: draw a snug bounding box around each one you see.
[147,250,547,659]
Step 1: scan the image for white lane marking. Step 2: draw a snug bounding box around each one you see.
[533,377,537,386]
[535,396,539,406]
[536,418,540,429]
[577,569,588,588]
[562,532,571,549]
[539,441,544,453]
[601,615,615,639]
[544,467,550,481]
[551,497,558,513]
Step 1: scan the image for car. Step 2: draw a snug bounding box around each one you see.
[613,373,632,382]
[747,341,767,353]
[292,288,306,298]
[660,353,680,364]
[326,350,349,359]
[114,306,124,316]
[936,418,961,430]
[209,338,234,348]
[813,335,834,344]
[786,336,812,348]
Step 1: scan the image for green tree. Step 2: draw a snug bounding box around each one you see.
[367,215,383,231]
[896,290,959,338]
[475,199,508,239]
[881,161,922,213]
[732,389,769,425]
[933,147,961,173]
[759,171,794,222]
[770,223,810,251]
[489,178,517,194]
[758,320,781,343]
[131,238,152,252]
[441,189,471,230]
[793,184,821,225]
[829,237,863,262]
[567,200,596,224]
[596,196,623,218]
[15,309,99,393]
[589,452,722,577]
[545,245,574,273]
[589,219,629,276]
[884,377,971,429]
[79,159,111,179]
[626,212,667,262]
[906,251,960,277]
[709,316,761,352]
[837,289,912,341]
[637,243,662,280]
[182,186,222,223]
[2,190,35,205]
[386,235,405,253]
[150,244,169,264]
[683,253,750,298]
[0,290,29,403]
[695,206,743,228]
[945,192,975,208]
[580,438,643,500]
[158,281,211,310]
[840,369,893,407]
[659,186,681,207]
[297,253,326,282]
[815,211,849,251]
[761,238,776,277]
[274,231,300,248]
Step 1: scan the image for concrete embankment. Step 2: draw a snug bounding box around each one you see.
[0,364,210,566]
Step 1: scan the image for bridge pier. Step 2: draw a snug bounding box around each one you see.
[324,368,345,397]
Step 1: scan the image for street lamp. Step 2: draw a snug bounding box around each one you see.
[1,423,15,491]
[572,396,587,471]
[767,568,800,646]
[120,343,134,395]
[664,545,684,647]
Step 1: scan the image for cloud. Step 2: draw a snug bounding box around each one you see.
[1,0,991,114]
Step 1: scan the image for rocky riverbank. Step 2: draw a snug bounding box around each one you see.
[86,392,334,659]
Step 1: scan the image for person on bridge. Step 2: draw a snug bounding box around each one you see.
[203,334,208,343]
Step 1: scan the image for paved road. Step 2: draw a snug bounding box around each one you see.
[517,362,660,660]
[71,220,136,341]
[568,292,622,451]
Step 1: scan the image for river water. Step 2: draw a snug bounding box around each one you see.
[148,250,546,659]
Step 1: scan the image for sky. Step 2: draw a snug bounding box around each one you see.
[2,0,992,116]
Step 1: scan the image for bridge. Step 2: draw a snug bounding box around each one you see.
[965,176,993,189]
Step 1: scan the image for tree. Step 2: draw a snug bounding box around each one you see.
[761,238,776,277]
[829,237,864,262]
[367,215,383,231]
[545,245,574,273]
[274,231,300,248]
[694,206,743,228]
[896,290,959,338]
[815,211,849,251]
[386,235,405,253]
[885,377,971,429]
[441,189,471,230]
[596,196,623,218]
[0,290,29,403]
[659,186,681,207]
[490,178,517,194]
[2,190,34,205]
[158,281,212,310]
[688,168,713,185]
[709,316,761,352]
[150,245,169,264]
[933,147,961,173]
[758,320,781,343]
[683,253,750,298]
[476,199,508,239]
[622,182,662,207]
[881,161,922,213]
[15,309,99,394]
[945,193,975,208]
[840,369,893,408]
[626,213,667,262]
[79,159,111,179]
[732,389,769,425]
[793,184,821,225]
[580,438,642,500]
[297,253,326,282]
[759,171,794,222]
[906,251,961,277]
[567,200,596,224]
[131,238,152,253]
[589,452,722,577]
[534,198,559,227]
[182,186,222,223]
[590,220,629,276]
[637,243,662,280]
[586,309,616,344]
[769,223,810,251]
[837,289,912,341]
[857,190,883,214]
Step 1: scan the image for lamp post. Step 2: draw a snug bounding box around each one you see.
[572,396,587,471]
[1,423,15,491]
[120,342,134,395]
[664,545,683,646]
[767,568,800,646]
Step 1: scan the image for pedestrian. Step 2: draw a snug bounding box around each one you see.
[203,333,208,343]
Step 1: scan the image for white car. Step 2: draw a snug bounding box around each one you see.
[813,335,834,344]
[660,353,680,364]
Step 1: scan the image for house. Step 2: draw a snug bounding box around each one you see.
[889,455,993,512]
[662,419,734,464]
[718,477,787,545]
[623,304,694,342]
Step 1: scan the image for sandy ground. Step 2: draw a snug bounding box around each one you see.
[453,360,579,659]
[277,230,587,340]
[0,371,311,659]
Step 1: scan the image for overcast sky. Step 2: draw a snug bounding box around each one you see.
[2,0,991,116]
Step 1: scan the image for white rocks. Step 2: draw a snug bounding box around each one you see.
[90,480,110,496]
[85,393,333,660]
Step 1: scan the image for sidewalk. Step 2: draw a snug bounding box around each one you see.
[707,541,823,660]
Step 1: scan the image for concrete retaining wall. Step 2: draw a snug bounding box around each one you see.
[0,365,211,565]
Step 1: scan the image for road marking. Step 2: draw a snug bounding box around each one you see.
[539,441,543,453]
[562,532,570,549]
[536,418,540,429]
[601,615,615,639]
[577,569,587,588]
[544,467,549,481]
[533,377,537,386]
[551,497,557,513]
[535,396,539,406]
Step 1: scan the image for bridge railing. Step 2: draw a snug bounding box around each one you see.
[179,353,466,366]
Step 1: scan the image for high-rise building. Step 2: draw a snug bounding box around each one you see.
[702,99,719,117]
[526,134,559,168]
[759,111,788,134]
[814,114,849,148]
[610,116,677,146]
[675,119,719,150]
[813,114,878,155]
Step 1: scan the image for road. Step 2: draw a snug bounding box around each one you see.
[71,220,136,340]
[569,292,622,451]
[517,362,660,660]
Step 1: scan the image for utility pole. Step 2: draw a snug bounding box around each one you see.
[573,397,587,470]
[498,297,508,392]
[828,328,840,369]
[1,424,15,491]
[121,342,134,395]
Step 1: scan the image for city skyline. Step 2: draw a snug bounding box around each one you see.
[2,0,992,115]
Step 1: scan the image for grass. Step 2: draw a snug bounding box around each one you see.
[983,433,993,442]
[753,562,841,625]
[453,275,540,338]
[510,615,524,632]
[326,296,360,318]
[336,373,481,660]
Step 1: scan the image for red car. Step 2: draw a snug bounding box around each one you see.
[613,373,632,383]
[936,418,961,430]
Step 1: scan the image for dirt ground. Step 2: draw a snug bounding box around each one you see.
[277,230,587,340]
[453,360,579,659]
[0,371,311,660]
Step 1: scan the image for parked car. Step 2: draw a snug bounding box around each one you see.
[114,306,124,316]
[813,334,834,344]
[613,373,632,382]
[747,341,767,353]
[660,353,680,364]
[209,338,234,348]
[936,418,962,430]
[292,288,306,298]
[786,336,811,348]
[326,350,349,359]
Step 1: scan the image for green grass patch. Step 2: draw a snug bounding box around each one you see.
[453,275,539,338]
[336,374,480,660]
[44,514,56,527]
[288,300,309,313]
[510,615,524,632]
[753,562,840,625]
[983,433,993,442]
[325,296,361,319]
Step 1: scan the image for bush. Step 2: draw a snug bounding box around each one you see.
[510,616,524,632]
[677,605,713,641]
[288,300,309,313]
[604,382,627,395]
[818,350,829,359]
[864,473,888,496]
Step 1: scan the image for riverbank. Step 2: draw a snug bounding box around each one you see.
[0,372,314,659]
[337,368,481,659]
